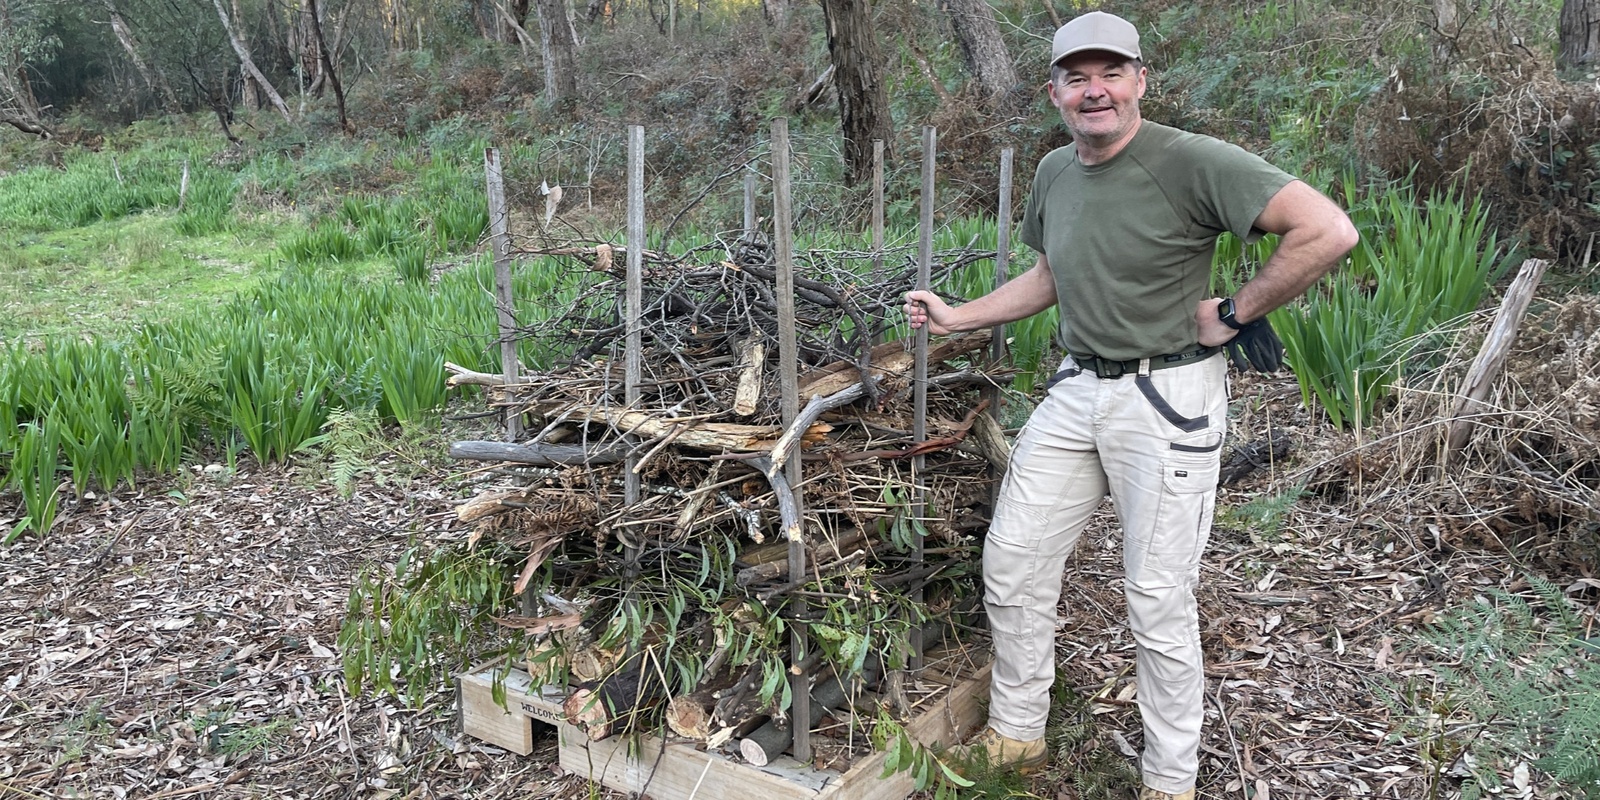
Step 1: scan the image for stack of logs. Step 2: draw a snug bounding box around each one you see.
[446,237,1009,765]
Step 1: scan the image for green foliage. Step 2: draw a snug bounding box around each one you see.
[1217,484,1307,540]
[394,245,431,284]
[339,543,523,704]
[1229,179,1516,428]
[321,407,384,498]
[220,326,334,464]
[279,219,361,264]
[0,254,546,534]
[1382,576,1600,797]
[7,422,62,544]
[0,145,233,233]
[874,711,974,800]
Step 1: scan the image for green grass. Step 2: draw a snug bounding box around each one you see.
[0,216,270,340]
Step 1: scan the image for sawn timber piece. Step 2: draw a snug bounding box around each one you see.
[457,660,992,800]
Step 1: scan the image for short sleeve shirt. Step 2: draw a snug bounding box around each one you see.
[1018,121,1294,361]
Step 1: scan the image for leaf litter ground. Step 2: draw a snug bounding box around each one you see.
[1,350,1592,798]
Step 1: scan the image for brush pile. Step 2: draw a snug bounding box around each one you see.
[445,235,1010,756]
[1299,293,1600,565]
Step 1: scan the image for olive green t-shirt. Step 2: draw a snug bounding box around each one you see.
[1018,121,1294,362]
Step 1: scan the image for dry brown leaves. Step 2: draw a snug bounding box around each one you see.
[5,300,1596,799]
[0,464,587,799]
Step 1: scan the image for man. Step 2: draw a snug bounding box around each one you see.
[905,11,1358,800]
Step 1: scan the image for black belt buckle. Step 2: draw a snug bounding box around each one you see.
[1083,356,1129,379]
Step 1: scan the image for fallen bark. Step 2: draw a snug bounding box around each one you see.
[449,441,627,465]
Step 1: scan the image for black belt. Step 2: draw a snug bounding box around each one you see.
[1055,345,1220,382]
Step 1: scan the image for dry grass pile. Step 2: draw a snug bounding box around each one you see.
[1348,0,1600,262]
[1295,294,1600,569]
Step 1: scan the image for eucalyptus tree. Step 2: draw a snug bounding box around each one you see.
[0,0,58,137]
[820,0,892,187]
[939,0,1019,108]
[1560,0,1598,69]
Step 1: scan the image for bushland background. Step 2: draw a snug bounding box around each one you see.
[2,0,1599,797]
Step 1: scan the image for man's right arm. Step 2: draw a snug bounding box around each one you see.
[904,256,1058,335]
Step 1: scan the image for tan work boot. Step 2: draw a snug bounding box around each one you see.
[945,727,1048,776]
[1138,787,1195,800]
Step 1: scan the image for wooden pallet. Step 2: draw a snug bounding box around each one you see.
[457,659,991,800]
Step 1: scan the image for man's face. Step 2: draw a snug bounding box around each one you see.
[1047,52,1147,150]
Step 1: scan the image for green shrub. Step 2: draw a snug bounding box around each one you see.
[1225,180,1516,428]
[7,422,62,544]
[395,245,430,283]
[1382,576,1600,798]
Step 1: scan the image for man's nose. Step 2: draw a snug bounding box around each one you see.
[1081,79,1107,98]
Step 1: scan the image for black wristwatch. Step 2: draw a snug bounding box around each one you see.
[1216,297,1247,330]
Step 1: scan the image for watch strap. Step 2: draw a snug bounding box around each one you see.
[1217,297,1247,330]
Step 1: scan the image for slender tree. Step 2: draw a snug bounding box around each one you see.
[0,0,55,137]
[104,0,181,111]
[210,0,292,120]
[306,0,352,131]
[1560,0,1598,69]
[820,0,892,186]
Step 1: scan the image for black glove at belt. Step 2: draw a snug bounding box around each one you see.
[1225,317,1285,373]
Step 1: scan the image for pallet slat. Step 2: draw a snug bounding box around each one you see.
[458,661,992,800]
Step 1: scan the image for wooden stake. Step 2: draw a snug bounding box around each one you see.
[911,125,935,671]
[1443,258,1548,461]
[988,147,1014,419]
[871,138,885,280]
[743,168,757,237]
[770,117,810,764]
[178,159,190,213]
[625,126,645,564]
[484,148,520,441]
[985,147,1014,503]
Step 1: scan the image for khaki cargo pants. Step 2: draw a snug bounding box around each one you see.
[984,353,1226,795]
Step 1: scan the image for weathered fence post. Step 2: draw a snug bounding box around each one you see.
[770,117,811,763]
[743,168,757,237]
[987,147,1014,423]
[872,138,885,279]
[1443,258,1549,461]
[178,159,190,213]
[910,125,936,670]
[625,126,646,570]
[484,147,520,441]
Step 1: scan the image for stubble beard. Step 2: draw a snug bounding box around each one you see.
[1062,103,1136,151]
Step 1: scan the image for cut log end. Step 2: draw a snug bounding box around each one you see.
[666,695,715,740]
[562,687,613,741]
[739,734,777,766]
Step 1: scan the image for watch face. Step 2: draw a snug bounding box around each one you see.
[1218,299,1242,328]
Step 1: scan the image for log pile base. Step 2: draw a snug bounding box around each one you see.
[457,656,991,800]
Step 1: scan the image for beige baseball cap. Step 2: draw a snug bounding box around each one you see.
[1050,11,1141,67]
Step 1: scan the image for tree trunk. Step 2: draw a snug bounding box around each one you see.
[306,0,352,132]
[940,0,1020,107]
[820,0,893,187]
[1560,0,1599,69]
[761,0,788,27]
[0,108,52,138]
[210,0,293,121]
[183,63,241,146]
[105,1,181,112]
[535,0,579,101]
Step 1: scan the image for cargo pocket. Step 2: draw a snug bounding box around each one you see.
[1144,438,1221,572]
